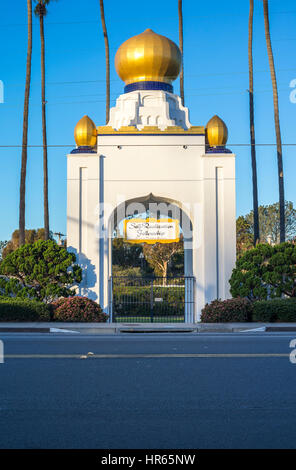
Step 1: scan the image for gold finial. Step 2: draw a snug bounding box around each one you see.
[74,115,97,147]
[206,115,228,147]
[115,29,181,86]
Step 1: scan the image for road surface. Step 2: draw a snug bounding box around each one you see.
[0,332,295,449]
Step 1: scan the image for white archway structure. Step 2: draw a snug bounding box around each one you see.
[67,29,236,323]
[67,103,236,322]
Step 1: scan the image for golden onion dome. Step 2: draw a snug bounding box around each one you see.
[206,115,228,147]
[115,29,181,90]
[74,115,97,147]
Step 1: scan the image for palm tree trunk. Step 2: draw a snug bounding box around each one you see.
[99,0,110,124]
[248,0,259,245]
[178,0,184,106]
[263,0,285,242]
[19,0,33,246]
[40,14,49,240]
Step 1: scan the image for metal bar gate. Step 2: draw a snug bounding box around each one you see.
[109,276,195,323]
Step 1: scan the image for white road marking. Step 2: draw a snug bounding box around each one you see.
[240,327,266,333]
[3,353,289,359]
[50,328,80,334]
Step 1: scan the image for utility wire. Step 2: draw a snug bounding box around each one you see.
[1,87,293,107]
[0,143,296,149]
[7,68,296,88]
[0,10,295,27]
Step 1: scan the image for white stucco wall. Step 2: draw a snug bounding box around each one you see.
[67,131,236,322]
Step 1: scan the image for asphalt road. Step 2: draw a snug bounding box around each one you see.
[0,332,295,449]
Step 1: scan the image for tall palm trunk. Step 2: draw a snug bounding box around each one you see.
[263,0,285,242]
[248,0,259,245]
[19,0,33,246]
[39,13,49,240]
[178,0,184,106]
[99,0,110,124]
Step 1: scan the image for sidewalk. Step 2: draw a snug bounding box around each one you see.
[0,322,296,334]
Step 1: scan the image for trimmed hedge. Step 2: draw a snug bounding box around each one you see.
[201,298,296,323]
[253,298,296,322]
[201,298,252,323]
[0,298,51,321]
[52,296,108,322]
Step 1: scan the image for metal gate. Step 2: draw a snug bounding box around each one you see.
[109,276,195,323]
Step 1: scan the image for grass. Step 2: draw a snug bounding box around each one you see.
[114,316,185,323]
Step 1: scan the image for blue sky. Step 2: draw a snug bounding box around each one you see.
[0,0,295,241]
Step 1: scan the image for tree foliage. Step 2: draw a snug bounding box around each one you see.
[112,238,143,267]
[236,216,253,258]
[112,237,184,276]
[0,240,82,302]
[245,201,296,245]
[143,238,183,280]
[230,242,296,300]
[2,228,53,259]
[0,241,8,261]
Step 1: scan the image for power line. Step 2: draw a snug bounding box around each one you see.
[6,79,296,97]
[0,10,295,27]
[0,143,296,149]
[1,86,293,108]
[7,68,296,88]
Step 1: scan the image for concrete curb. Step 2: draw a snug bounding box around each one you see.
[0,322,296,334]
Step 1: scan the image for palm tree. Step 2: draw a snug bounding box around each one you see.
[34,0,51,240]
[248,0,259,245]
[178,0,184,106]
[99,0,110,124]
[19,0,33,246]
[263,0,285,242]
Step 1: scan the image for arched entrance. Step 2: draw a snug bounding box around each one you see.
[107,194,195,323]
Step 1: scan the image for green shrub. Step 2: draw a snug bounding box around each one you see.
[253,298,296,322]
[52,296,108,322]
[0,277,36,300]
[0,240,82,302]
[230,242,296,301]
[201,298,253,323]
[0,298,51,321]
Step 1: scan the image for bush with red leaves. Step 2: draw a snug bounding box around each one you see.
[52,296,108,322]
[201,298,253,323]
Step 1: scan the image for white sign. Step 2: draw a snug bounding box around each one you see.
[123,218,180,244]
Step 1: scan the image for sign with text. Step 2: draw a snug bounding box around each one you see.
[123,218,180,244]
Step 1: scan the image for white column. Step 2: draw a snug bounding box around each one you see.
[67,154,101,302]
[199,153,236,317]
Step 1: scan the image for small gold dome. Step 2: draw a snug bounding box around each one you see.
[115,29,181,86]
[206,115,228,147]
[74,115,97,147]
